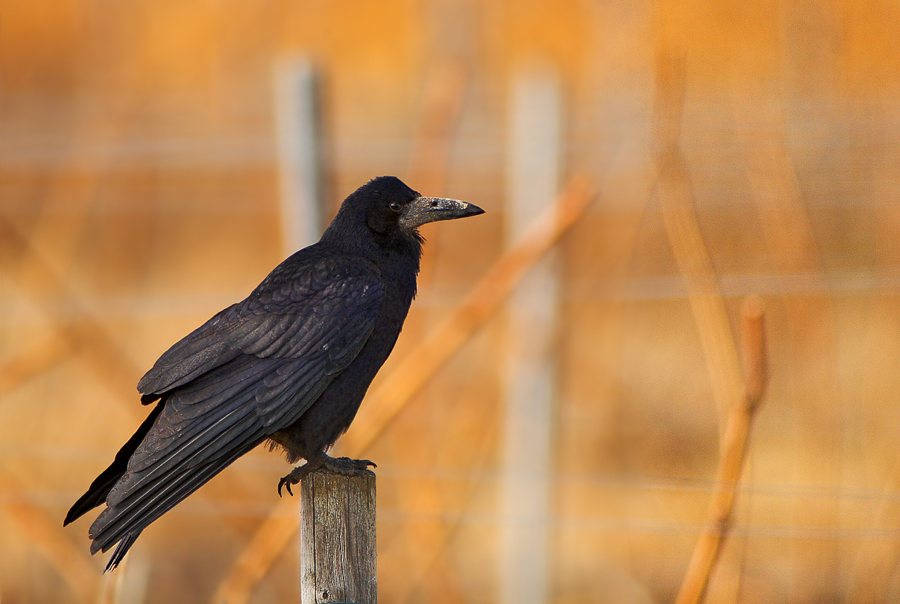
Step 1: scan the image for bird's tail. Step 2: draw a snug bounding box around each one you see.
[64,401,165,527]
[105,531,141,572]
[86,395,268,569]
[94,438,260,571]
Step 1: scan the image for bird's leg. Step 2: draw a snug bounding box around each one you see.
[278,453,376,497]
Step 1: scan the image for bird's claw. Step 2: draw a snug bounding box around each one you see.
[278,463,317,497]
[278,475,294,497]
[277,456,376,497]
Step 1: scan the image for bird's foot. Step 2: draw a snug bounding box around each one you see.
[320,455,377,476]
[278,454,376,497]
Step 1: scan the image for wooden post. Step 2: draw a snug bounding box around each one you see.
[300,469,377,604]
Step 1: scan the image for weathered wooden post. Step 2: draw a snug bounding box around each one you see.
[300,468,377,604]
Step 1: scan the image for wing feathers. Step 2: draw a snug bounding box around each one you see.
[82,254,387,562]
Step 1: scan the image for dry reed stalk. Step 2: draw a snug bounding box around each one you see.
[652,48,751,602]
[212,176,597,604]
[652,53,745,436]
[674,296,768,604]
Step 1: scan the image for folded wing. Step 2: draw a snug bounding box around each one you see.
[80,254,384,569]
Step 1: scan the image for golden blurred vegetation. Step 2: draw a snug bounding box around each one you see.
[2,0,900,603]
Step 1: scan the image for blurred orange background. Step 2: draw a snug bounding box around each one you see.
[2,1,900,603]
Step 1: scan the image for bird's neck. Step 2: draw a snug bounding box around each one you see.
[369,231,422,301]
[320,220,422,294]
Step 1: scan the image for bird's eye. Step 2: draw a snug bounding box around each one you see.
[388,202,402,213]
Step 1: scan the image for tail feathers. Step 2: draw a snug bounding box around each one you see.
[65,471,123,527]
[104,531,141,572]
[89,437,261,559]
[64,401,164,527]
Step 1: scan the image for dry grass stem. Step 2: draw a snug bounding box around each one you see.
[674,297,768,604]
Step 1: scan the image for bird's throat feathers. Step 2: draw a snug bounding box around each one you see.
[321,206,423,273]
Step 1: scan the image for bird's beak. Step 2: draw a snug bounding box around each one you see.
[399,196,485,230]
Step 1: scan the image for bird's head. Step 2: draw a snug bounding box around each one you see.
[341,176,484,239]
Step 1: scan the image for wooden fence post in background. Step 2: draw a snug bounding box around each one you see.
[300,469,377,604]
[274,57,325,255]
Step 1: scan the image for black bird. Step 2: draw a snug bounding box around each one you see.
[64,176,483,570]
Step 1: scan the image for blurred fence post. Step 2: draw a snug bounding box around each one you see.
[499,62,563,604]
[274,57,325,256]
[300,469,377,604]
